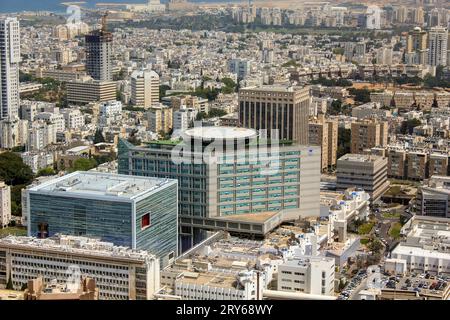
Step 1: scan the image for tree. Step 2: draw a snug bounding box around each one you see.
[70,158,97,172]
[159,85,171,99]
[400,118,421,134]
[348,88,371,104]
[329,99,343,115]
[6,273,13,290]
[0,152,34,186]
[93,129,105,144]
[368,239,383,254]
[36,167,56,177]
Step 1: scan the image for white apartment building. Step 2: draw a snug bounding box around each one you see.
[0,117,28,149]
[174,270,264,300]
[0,182,11,228]
[27,121,57,151]
[60,109,85,130]
[20,152,54,173]
[0,17,20,120]
[99,100,122,126]
[428,26,448,67]
[131,70,160,108]
[34,112,65,132]
[0,235,160,300]
[19,102,37,121]
[277,255,335,296]
[172,108,198,132]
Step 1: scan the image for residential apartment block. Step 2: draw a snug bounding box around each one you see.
[308,115,338,171]
[350,119,388,154]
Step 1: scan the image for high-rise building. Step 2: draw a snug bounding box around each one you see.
[118,127,321,251]
[85,26,113,81]
[0,234,160,300]
[428,26,448,67]
[0,182,11,228]
[413,7,425,25]
[238,85,310,144]
[131,70,160,108]
[350,119,388,154]
[336,154,390,200]
[308,115,338,172]
[26,171,178,267]
[0,17,20,120]
[406,27,428,65]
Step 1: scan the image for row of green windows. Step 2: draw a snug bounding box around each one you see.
[219,200,299,211]
[220,178,299,188]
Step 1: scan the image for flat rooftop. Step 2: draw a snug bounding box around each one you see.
[183,126,257,140]
[0,234,156,262]
[28,171,175,200]
[338,153,383,163]
[393,243,450,261]
[178,272,238,289]
[240,85,306,93]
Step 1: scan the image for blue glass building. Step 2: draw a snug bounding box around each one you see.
[27,171,178,267]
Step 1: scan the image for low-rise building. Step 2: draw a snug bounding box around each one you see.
[277,255,335,296]
[416,175,450,218]
[0,235,160,300]
[66,78,116,104]
[389,216,450,275]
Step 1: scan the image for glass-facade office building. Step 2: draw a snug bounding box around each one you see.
[27,171,178,267]
[118,127,320,251]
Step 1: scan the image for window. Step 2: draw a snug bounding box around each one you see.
[141,213,151,229]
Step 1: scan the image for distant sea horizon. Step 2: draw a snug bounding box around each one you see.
[0,0,245,13]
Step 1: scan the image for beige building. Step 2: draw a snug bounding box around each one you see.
[407,151,428,181]
[406,27,428,65]
[147,105,173,134]
[429,153,449,177]
[336,154,390,200]
[0,117,29,149]
[238,85,310,144]
[35,68,86,83]
[308,115,338,172]
[0,235,160,300]
[131,70,160,108]
[0,182,11,228]
[66,78,116,104]
[351,119,388,154]
[387,148,407,179]
[170,95,209,113]
[24,276,99,300]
